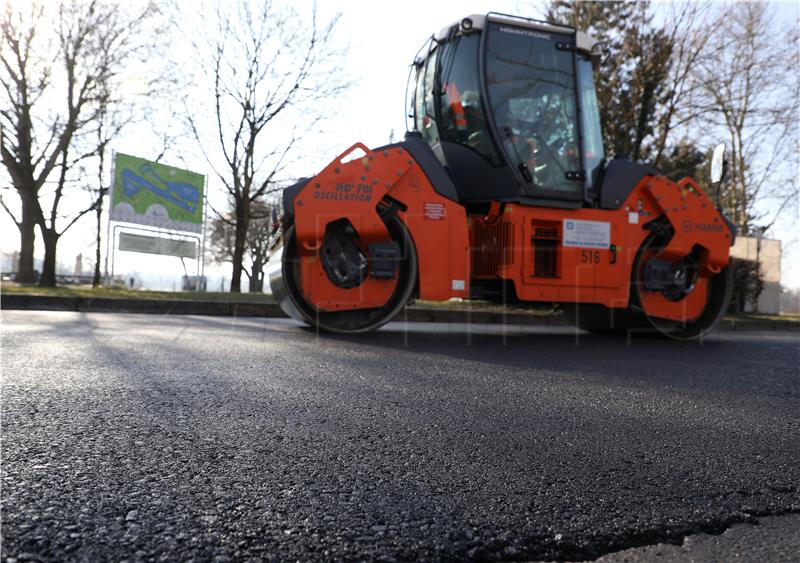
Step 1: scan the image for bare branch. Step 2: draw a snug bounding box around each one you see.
[57,195,100,236]
[0,194,20,225]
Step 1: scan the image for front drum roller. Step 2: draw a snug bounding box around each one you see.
[274,216,417,334]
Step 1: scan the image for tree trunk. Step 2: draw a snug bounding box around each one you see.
[39,230,59,287]
[93,145,107,288]
[15,217,37,283]
[14,194,38,283]
[247,269,256,292]
[230,224,246,293]
[249,257,264,292]
[92,199,103,287]
[230,198,250,293]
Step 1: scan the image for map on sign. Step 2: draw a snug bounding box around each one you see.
[110,153,204,233]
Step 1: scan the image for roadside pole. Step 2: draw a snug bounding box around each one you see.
[103,150,116,284]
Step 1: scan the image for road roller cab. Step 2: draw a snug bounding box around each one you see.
[268,12,734,338]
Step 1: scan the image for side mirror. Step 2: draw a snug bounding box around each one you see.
[590,42,604,70]
[710,143,727,185]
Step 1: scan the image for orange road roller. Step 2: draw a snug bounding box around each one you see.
[267,13,734,338]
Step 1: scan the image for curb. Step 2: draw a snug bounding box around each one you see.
[2,294,797,332]
[721,318,800,332]
[0,294,284,318]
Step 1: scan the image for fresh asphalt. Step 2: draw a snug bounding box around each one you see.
[2,311,799,562]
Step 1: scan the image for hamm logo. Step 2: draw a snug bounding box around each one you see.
[695,223,724,232]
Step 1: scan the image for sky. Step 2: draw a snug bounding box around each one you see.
[1,0,798,291]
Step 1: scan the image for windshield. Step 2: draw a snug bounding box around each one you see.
[485,23,582,197]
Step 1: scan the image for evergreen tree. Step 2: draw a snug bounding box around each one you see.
[544,1,673,163]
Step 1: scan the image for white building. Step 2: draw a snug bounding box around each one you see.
[730,236,781,315]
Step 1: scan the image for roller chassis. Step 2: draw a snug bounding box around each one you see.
[268,142,733,338]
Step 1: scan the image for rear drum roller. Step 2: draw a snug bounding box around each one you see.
[631,234,732,339]
[277,217,417,334]
[565,234,732,339]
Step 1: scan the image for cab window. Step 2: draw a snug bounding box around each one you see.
[414,49,439,144]
[437,34,503,166]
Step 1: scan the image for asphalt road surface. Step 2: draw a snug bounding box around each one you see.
[2,311,799,562]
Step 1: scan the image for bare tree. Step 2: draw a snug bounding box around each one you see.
[691,2,799,234]
[544,2,674,163]
[649,2,717,169]
[1,3,52,282]
[186,0,349,292]
[90,89,113,287]
[209,199,276,292]
[1,0,165,287]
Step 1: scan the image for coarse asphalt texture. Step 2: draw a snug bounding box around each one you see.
[2,311,799,562]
